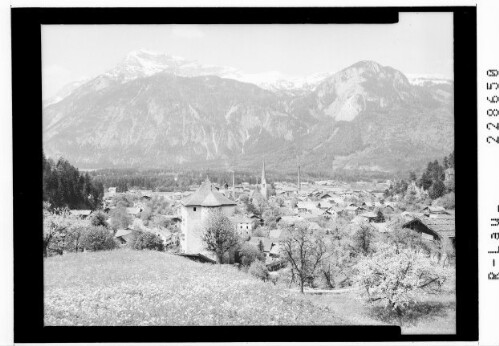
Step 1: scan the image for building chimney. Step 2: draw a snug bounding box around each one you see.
[232,170,235,198]
[298,165,301,191]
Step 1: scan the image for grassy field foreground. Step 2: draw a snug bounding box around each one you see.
[44,249,346,326]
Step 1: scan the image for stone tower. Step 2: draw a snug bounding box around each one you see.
[261,160,268,200]
[180,178,237,261]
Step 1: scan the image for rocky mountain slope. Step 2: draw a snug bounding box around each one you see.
[43,51,454,174]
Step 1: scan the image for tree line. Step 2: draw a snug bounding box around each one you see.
[43,153,104,210]
[89,167,393,192]
[385,151,454,200]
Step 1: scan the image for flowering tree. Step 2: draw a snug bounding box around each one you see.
[202,208,239,263]
[82,226,117,251]
[43,208,72,257]
[355,243,448,322]
[320,226,355,288]
[65,219,90,253]
[249,260,269,282]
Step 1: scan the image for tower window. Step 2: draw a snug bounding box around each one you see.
[193,207,197,212]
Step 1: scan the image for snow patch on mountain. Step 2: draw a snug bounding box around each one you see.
[407,74,453,86]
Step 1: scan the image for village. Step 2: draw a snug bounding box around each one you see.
[42,151,457,329]
[69,161,456,272]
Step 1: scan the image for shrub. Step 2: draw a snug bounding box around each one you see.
[90,211,108,228]
[435,192,455,210]
[249,260,269,282]
[252,226,270,238]
[350,222,376,256]
[132,231,165,251]
[268,271,280,285]
[429,179,446,200]
[238,243,264,266]
[83,226,117,251]
[140,206,153,225]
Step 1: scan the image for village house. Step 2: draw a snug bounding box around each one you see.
[114,228,134,245]
[318,199,336,209]
[162,215,182,229]
[180,178,237,261]
[361,201,375,210]
[229,215,254,239]
[359,211,378,223]
[248,236,273,259]
[422,206,451,217]
[343,205,365,216]
[126,207,142,217]
[296,201,320,213]
[70,209,92,219]
[323,207,339,219]
[380,203,395,214]
[279,215,305,226]
[402,216,456,247]
[247,212,264,226]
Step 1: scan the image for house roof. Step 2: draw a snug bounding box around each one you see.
[308,222,322,230]
[126,207,142,215]
[182,180,236,207]
[229,216,253,224]
[360,212,378,219]
[279,215,305,225]
[345,206,360,211]
[70,209,92,216]
[269,243,281,255]
[423,206,449,214]
[144,227,172,239]
[402,216,455,239]
[297,201,319,210]
[247,213,263,220]
[115,229,132,238]
[162,215,181,221]
[179,253,217,264]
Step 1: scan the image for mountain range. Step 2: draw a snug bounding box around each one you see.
[43,50,454,175]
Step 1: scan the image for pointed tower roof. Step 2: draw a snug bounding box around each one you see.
[181,179,236,207]
[261,160,267,185]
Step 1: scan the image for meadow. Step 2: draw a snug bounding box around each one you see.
[44,249,455,332]
[44,249,345,326]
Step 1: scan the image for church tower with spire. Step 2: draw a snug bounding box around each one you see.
[260,160,268,200]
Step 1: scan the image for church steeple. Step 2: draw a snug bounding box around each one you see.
[260,160,268,200]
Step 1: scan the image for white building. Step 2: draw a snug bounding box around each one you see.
[229,216,254,239]
[180,178,237,260]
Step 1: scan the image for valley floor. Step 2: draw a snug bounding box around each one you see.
[44,249,455,333]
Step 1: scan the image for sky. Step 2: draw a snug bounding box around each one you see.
[42,12,453,99]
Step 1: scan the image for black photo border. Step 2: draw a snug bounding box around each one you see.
[11,6,477,343]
